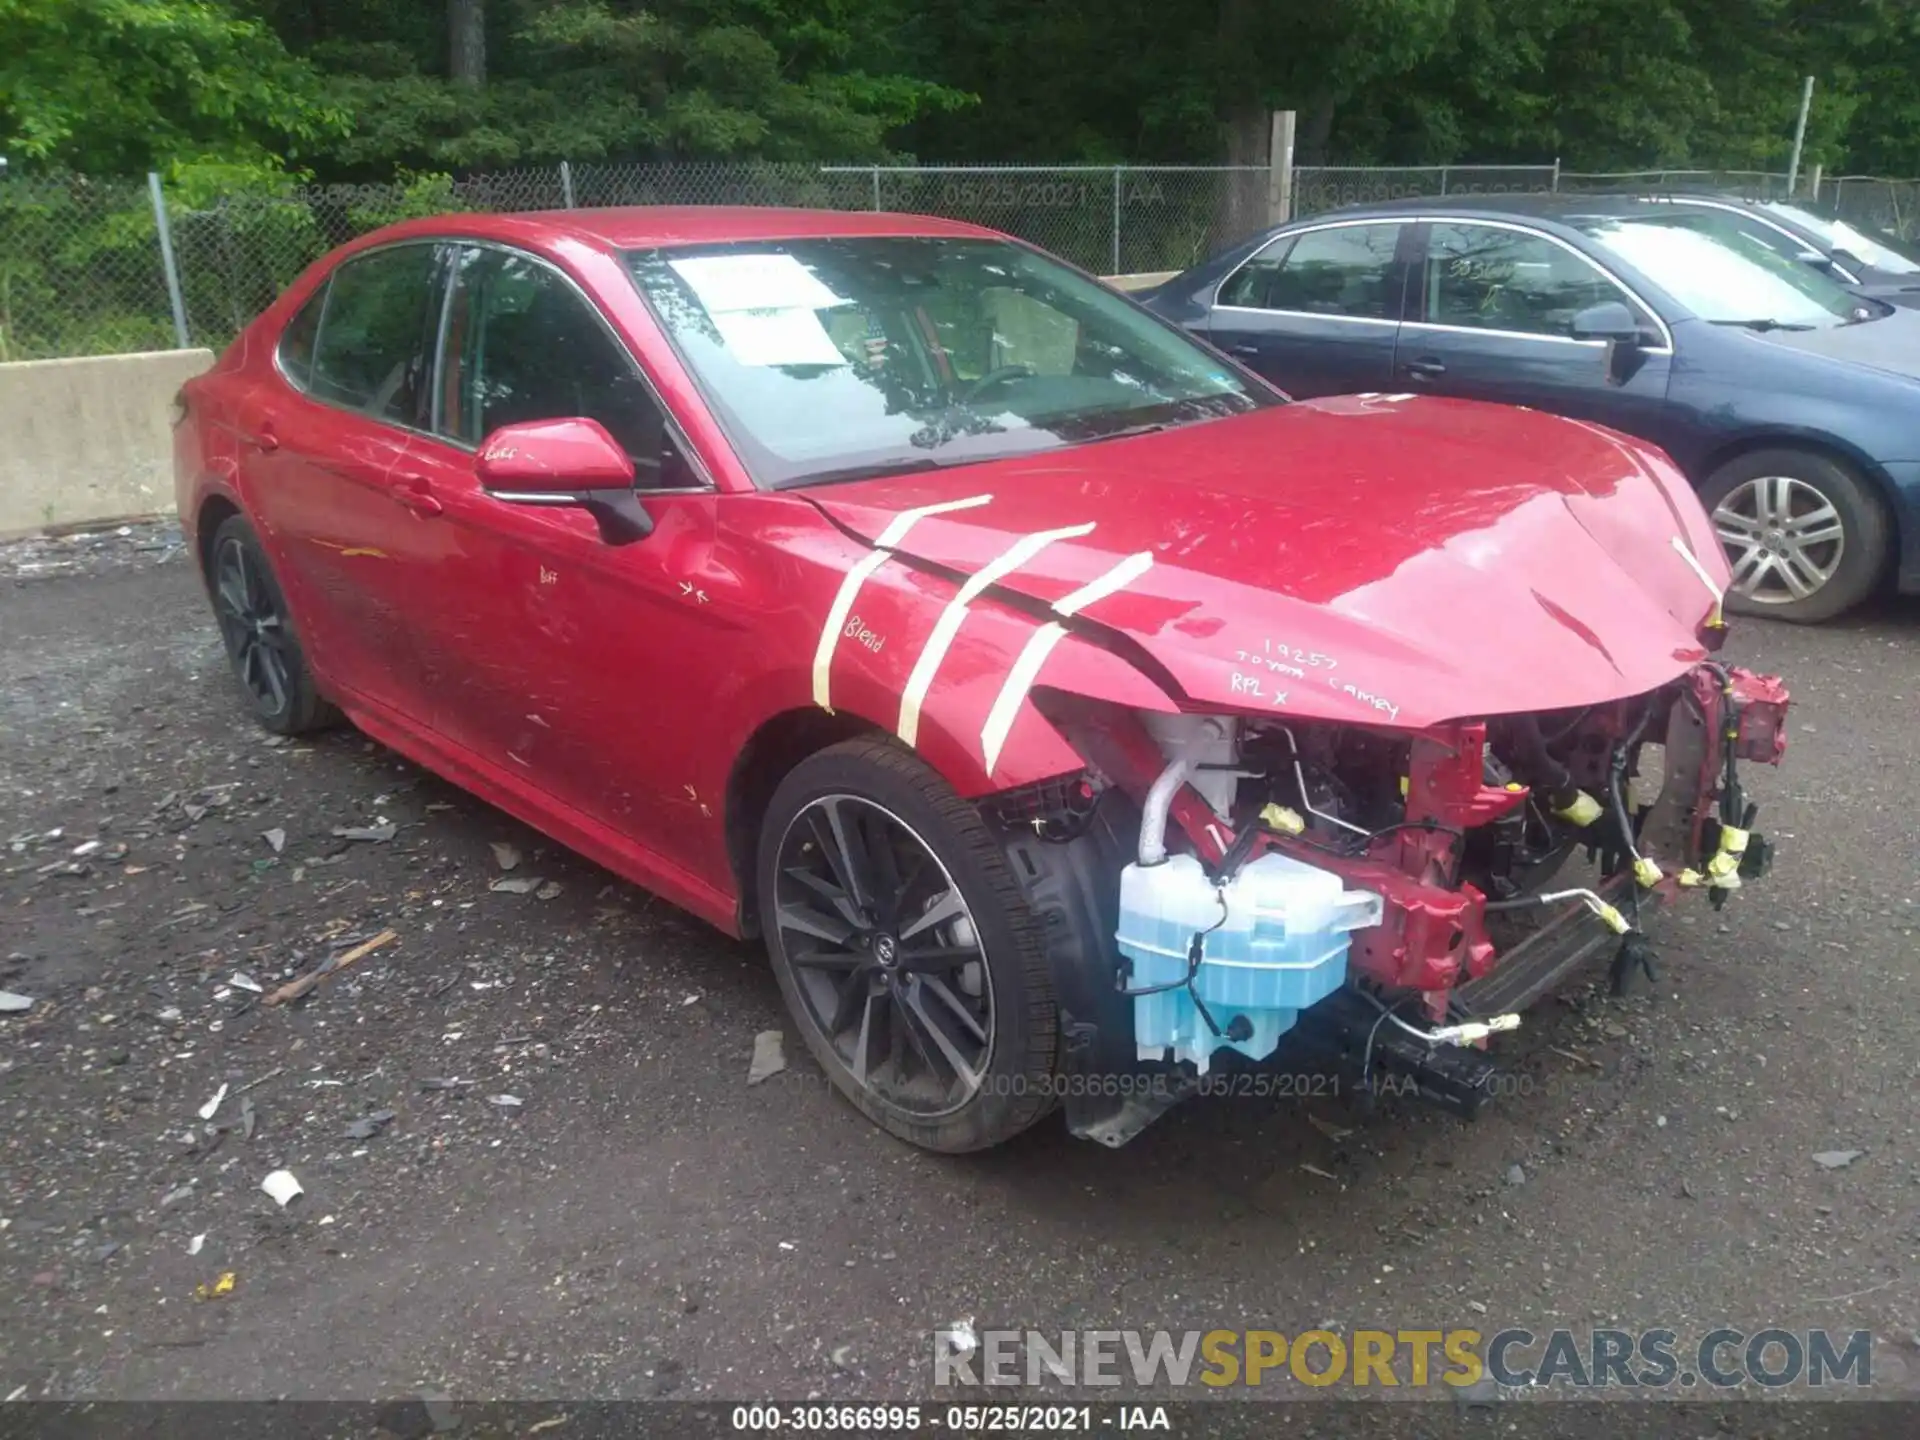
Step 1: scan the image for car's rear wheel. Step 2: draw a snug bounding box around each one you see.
[1699,448,1889,623]
[207,514,337,734]
[756,738,1058,1152]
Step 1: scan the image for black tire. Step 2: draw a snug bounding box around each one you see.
[205,514,338,735]
[1698,448,1890,623]
[756,738,1058,1152]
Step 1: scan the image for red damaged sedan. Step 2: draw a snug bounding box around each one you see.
[173,208,1791,1152]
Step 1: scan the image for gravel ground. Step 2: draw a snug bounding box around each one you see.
[1,523,1918,1421]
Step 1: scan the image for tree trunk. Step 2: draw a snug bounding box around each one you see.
[1217,103,1271,247]
[450,0,486,86]
[1297,92,1338,167]
[1212,0,1269,248]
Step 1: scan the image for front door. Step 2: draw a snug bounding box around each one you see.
[1204,220,1409,397]
[1394,220,1674,442]
[236,241,446,723]
[400,243,736,854]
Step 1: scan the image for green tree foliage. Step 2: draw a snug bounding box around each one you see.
[252,0,970,173]
[5,0,1920,180]
[0,0,343,172]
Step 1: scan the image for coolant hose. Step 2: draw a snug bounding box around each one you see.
[1137,755,1194,867]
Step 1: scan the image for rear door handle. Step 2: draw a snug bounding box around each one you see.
[244,424,279,453]
[1404,357,1447,380]
[1228,343,1262,357]
[394,475,444,518]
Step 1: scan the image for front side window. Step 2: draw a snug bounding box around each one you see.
[1230,224,1403,320]
[627,236,1270,489]
[306,244,440,423]
[439,247,686,483]
[1422,223,1636,337]
[1574,213,1866,328]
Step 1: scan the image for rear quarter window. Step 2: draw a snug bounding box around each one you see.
[277,283,326,389]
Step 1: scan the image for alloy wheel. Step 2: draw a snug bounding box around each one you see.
[212,536,293,715]
[772,794,994,1118]
[1711,474,1845,606]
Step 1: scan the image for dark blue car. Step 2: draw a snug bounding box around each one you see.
[1145,194,1920,622]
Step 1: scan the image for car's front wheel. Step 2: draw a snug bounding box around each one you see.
[756,738,1059,1152]
[1700,448,1890,623]
[206,513,337,734]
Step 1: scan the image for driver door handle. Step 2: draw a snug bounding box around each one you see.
[394,475,444,518]
[1404,356,1447,381]
[1228,343,1262,357]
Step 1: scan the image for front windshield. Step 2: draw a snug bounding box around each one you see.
[1762,202,1920,276]
[1572,212,1868,328]
[628,237,1268,488]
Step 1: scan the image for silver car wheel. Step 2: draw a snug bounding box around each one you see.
[1711,474,1846,605]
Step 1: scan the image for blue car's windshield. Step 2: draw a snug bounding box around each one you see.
[1762,202,1920,277]
[1572,212,1869,329]
[627,237,1268,489]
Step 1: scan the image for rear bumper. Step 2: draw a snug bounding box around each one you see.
[1881,461,1920,594]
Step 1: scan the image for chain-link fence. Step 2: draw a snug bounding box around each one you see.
[7,159,1920,363]
[0,175,182,363]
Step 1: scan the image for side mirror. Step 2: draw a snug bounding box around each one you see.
[477,418,653,543]
[1570,300,1646,345]
[1796,249,1836,272]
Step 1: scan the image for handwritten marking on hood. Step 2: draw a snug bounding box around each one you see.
[811,494,994,712]
[1334,678,1399,724]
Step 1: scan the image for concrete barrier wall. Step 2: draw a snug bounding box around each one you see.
[1,280,1174,536]
[0,349,214,537]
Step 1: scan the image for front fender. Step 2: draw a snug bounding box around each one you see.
[761,533,1177,799]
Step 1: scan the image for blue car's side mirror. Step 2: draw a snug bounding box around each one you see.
[1570,300,1646,345]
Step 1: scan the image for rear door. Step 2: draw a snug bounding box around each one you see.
[236,241,447,723]
[1394,219,1674,439]
[1204,219,1410,396]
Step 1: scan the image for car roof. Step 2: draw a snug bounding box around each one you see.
[1311,192,1743,224]
[368,205,1007,253]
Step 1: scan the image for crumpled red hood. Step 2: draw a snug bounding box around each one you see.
[805,394,1729,729]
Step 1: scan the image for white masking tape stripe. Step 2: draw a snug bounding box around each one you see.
[977,551,1155,775]
[811,493,994,712]
[979,623,1067,776]
[812,549,892,710]
[873,492,994,547]
[897,522,1096,749]
[1671,533,1724,602]
[1053,550,1153,616]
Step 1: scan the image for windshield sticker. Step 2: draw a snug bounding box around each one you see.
[668,253,848,314]
[709,307,847,368]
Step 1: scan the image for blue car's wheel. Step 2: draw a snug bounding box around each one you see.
[1701,448,1890,623]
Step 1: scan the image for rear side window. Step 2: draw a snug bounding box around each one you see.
[1227,224,1404,320]
[305,244,441,425]
[1218,237,1295,308]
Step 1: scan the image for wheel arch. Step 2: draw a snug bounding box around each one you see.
[1693,430,1905,581]
[194,493,243,582]
[725,706,884,936]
